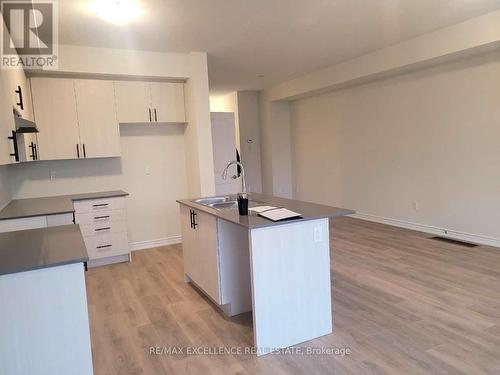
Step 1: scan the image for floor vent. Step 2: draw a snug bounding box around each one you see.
[430,236,478,248]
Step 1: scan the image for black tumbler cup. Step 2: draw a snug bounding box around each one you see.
[237,193,249,216]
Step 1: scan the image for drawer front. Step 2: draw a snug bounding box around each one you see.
[0,216,47,233]
[75,209,126,225]
[73,197,125,214]
[80,220,127,237]
[84,232,129,260]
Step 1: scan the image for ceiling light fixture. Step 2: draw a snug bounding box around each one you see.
[90,0,143,25]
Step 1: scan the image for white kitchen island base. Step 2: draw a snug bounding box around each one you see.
[0,263,93,375]
[179,193,352,357]
[249,218,332,355]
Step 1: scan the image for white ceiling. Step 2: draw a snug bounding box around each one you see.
[59,0,500,93]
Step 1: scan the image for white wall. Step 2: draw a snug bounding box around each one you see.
[8,124,188,244]
[259,93,293,197]
[237,91,263,193]
[209,92,240,151]
[290,51,500,240]
[184,52,216,197]
[55,44,189,78]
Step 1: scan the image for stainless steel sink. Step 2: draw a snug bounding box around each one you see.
[211,201,238,210]
[194,196,263,211]
[194,196,231,206]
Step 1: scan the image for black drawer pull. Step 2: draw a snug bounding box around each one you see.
[94,215,110,220]
[93,203,109,207]
[96,244,112,249]
[95,227,111,232]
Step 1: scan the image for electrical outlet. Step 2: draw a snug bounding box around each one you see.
[49,170,56,181]
[314,226,323,243]
[412,201,419,211]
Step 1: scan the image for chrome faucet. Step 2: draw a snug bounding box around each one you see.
[222,160,247,194]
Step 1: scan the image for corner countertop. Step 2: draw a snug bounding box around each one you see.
[0,190,129,221]
[0,224,88,276]
[177,193,354,229]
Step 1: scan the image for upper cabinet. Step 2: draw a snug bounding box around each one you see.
[31,78,81,161]
[0,73,16,165]
[150,82,186,123]
[74,80,121,158]
[31,77,121,160]
[114,81,150,123]
[114,81,186,124]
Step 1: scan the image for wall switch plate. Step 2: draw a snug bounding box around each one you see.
[314,226,323,243]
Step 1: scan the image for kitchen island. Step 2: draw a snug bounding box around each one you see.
[0,225,93,375]
[177,193,353,356]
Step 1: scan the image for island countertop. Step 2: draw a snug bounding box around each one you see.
[177,193,354,229]
[0,190,129,221]
[0,224,88,276]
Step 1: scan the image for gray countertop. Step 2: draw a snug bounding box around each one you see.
[177,193,354,229]
[0,224,88,276]
[0,190,129,221]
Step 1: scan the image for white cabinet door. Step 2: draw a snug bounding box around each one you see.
[0,18,33,122]
[150,82,186,123]
[195,210,221,303]
[180,206,221,304]
[114,81,151,123]
[0,73,16,165]
[74,79,121,158]
[31,78,81,160]
[180,205,197,280]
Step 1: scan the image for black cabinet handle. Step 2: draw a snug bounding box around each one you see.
[83,143,86,158]
[94,215,110,220]
[96,244,112,249]
[28,142,36,160]
[15,85,24,110]
[154,108,157,122]
[8,130,19,162]
[33,143,38,160]
[190,209,193,228]
[76,144,80,158]
[192,211,198,229]
[84,261,88,272]
[149,108,152,122]
[93,203,109,208]
[95,227,111,232]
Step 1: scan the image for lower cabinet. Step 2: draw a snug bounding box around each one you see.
[180,205,252,315]
[74,196,130,267]
[180,205,221,303]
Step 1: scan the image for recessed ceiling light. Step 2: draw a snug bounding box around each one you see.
[90,0,143,25]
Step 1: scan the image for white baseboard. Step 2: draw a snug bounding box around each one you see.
[131,235,182,251]
[350,212,500,248]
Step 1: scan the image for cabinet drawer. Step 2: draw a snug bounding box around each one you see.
[84,231,129,260]
[79,220,127,237]
[0,216,47,233]
[73,197,125,213]
[75,209,126,225]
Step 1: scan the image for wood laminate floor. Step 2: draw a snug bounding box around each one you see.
[86,217,500,375]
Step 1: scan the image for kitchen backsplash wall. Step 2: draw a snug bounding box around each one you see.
[8,124,188,244]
